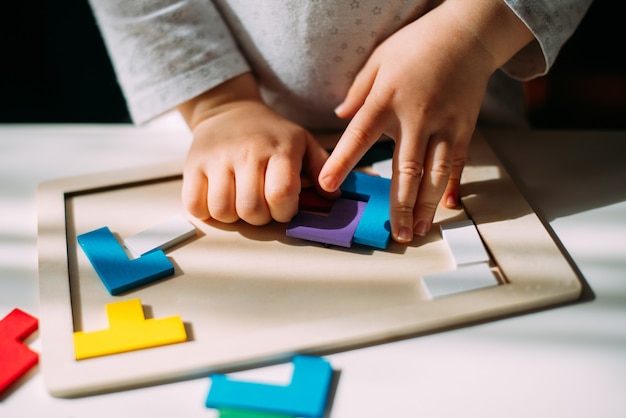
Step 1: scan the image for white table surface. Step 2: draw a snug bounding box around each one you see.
[1,116,625,417]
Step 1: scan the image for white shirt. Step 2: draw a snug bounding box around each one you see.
[88,0,592,127]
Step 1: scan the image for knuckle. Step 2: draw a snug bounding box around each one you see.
[182,194,209,220]
[346,125,374,150]
[391,189,418,217]
[396,160,424,180]
[237,201,271,226]
[413,199,439,224]
[266,184,297,207]
[449,158,466,182]
[429,158,453,183]
[451,154,466,170]
[419,199,440,213]
[210,205,238,224]
[271,202,298,223]
[391,201,416,217]
[370,86,396,113]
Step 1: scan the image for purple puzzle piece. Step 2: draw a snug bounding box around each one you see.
[286,198,367,247]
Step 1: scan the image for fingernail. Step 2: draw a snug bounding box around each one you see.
[446,194,457,208]
[320,175,337,191]
[397,227,413,243]
[334,102,347,116]
[414,220,430,237]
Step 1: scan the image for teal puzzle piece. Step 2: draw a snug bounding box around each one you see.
[218,408,293,418]
[77,226,175,295]
[340,171,391,249]
[206,355,333,418]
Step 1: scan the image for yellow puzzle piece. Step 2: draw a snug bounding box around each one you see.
[73,298,187,360]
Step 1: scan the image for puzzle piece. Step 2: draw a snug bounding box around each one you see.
[123,215,197,257]
[298,187,334,213]
[441,220,490,267]
[340,171,391,249]
[0,309,39,393]
[286,198,367,247]
[73,298,187,360]
[421,262,499,299]
[206,355,333,418]
[218,408,293,418]
[371,157,392,179]
[77,226,175,295]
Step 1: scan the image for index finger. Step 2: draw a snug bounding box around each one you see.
[318,104,389,192]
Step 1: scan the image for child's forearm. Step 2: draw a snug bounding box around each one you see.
[438,0,536,71]
[177,72,262,130]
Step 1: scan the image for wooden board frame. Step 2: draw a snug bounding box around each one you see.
[37,131,582,397]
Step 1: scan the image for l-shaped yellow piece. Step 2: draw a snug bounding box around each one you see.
[73,298,187,360]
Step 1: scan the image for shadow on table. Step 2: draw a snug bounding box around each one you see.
[482,128,626,223]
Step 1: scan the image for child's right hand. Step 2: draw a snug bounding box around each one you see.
[318,0,535,244]
[178,73,331,226]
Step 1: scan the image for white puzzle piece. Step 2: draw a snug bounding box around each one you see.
[421,262,498,299]
[441,219,490,267]
[371,158,392,179]
[124,215,196,257]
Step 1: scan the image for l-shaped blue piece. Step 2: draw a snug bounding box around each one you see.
[77,226,175,295]
[206,355,333,418]
[339,171,391,249]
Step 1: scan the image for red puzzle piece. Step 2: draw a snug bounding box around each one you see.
[298,187,334,213]
[0,309,39,393]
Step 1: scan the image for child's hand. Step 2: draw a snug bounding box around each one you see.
[318,0,533,243]
[179,74,330,225]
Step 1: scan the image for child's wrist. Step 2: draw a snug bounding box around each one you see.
[177,72,262,129]
[440,0,535,71]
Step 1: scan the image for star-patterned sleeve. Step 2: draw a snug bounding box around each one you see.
[88,0,250,124]
[500,0,593,80]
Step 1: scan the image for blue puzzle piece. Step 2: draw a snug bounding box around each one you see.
[286,198,367,247]
[218,408,293,418]
[206,355,333,418]
[340,171,391,249]
[77,226,175,295]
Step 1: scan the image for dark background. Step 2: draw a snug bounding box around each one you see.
[0,0,129,123]
[0,0,623,128]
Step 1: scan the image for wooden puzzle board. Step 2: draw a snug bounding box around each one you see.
[37,131,582,397]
